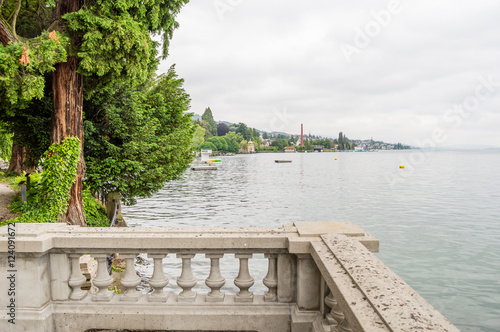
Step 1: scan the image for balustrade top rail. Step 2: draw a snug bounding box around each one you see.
[1,221,379,254]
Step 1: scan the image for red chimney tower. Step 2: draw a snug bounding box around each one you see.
[301,124,304,146]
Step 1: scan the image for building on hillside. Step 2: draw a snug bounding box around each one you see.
[240,140,256,154]
[248,140,255,153]
[284,146,296,153]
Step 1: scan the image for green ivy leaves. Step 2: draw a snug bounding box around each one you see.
[4,137,80,224]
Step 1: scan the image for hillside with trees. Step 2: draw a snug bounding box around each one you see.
[190,111,410,153]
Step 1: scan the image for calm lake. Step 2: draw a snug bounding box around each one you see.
[122,150,500,332]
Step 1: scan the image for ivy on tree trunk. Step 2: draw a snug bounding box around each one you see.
[52,57,85,226]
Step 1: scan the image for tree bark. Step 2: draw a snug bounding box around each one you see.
[6,139,34,174]
[0,17,16,45]
[51,56,86,226]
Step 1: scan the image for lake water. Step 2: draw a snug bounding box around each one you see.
[122,150,500,332]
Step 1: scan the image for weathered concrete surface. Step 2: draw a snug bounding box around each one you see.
[295,221,379,252]
[52,295,291,332]
[312,234,461,332]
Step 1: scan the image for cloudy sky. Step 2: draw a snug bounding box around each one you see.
[158,0,500,148]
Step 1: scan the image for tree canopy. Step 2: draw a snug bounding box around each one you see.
[83,65,193,205]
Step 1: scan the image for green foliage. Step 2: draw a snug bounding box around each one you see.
[338,132,354,150]
[0,31,68,108]
[84,65,194,205]
[310,138,333,149]
[201,107,217,137]
[82,188,109,227]
[259,146,278,153]
[63,0,188,83]
[198,142,217,151]
[191,124,205,149]
[206,136,228,152]
[39,137,80,219]
[0,76,53,169]
[239,139,248,151]
[111,265,124,273]
[0,137,80,226]
[223,132,243,153]
[271,139,288,151]
[235,122,250,140]
[108,285,122,294]
[0,122,13,160]
[4,174,109,227]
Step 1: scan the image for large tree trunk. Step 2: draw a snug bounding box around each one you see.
[51,56,86,226]
[50,0,86,226]
[7,139,35,174]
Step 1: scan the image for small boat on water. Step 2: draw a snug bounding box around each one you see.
[275,160,292,163]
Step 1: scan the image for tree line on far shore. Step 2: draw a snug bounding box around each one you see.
[191,108,360,153]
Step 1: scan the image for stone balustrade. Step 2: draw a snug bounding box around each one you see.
[0,222,459,332]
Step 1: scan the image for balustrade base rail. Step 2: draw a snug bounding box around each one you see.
[1,222,459,332]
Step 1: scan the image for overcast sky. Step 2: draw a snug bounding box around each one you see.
[158,0,500,147]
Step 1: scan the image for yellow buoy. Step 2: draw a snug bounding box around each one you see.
[334,158,338,160]
[399,165,405,169]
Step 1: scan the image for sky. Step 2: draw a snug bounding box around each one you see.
[158,0,500,148]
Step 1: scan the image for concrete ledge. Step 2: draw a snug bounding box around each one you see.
[294,221,379,252]
[52,296,291,332]
[0,303,54,332]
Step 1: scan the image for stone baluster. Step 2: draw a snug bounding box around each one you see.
[234,253,254,302]
[263,254,278,302]
[148,254,169,302]
[68,254,87,300]
[92,254,114,301]
[325,289,352,332]
[176,254,197,302]
[120,254,141,301]
[324,291,338,330]
[338,316,353,332]
[205,254,226,302]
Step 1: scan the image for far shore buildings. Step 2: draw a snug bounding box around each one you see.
[240,140,256,154]
[284,146,296,153]
[248,140,255,153]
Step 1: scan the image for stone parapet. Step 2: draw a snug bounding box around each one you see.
[0,222,458,332]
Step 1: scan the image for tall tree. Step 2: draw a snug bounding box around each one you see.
[0,0,188,225]
[236,122,250,140]
[84,65,194,205]
[202,107,217,137]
